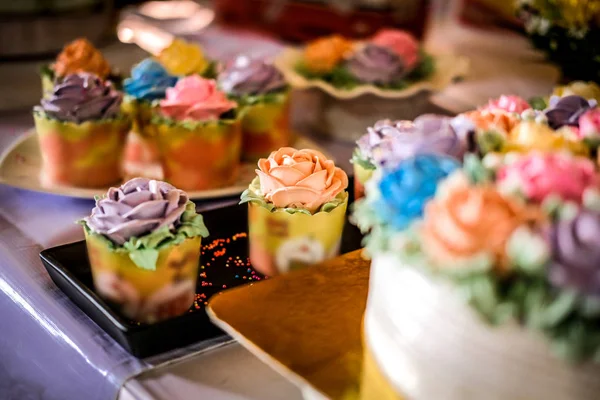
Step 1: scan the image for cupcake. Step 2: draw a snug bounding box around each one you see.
[157,38,217,78]
[41,38,118,96]
[33,73,130,188]
[352,114,465,199]
[81,177,209,323]
[122,58,178,179]
[218,55,290,161]
[240,147,349,276]
[151,75,241,190]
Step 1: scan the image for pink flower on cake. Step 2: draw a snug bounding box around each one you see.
[484,95,531,114]
[421,186,541,272]
[256,147,348,213]
[160,76,236,121]
[371,29,419,70]
[497,152,599,204]
[579,108,600,140]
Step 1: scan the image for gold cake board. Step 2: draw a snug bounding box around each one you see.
[207,250,403,399]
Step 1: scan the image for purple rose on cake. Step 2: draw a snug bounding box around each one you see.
[356,114,464,169]
[345,43,405,85]
[218,55,286,96]
[545,95,597,130]
[85,177,189,245]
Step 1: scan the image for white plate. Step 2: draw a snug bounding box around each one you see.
[0,130,326,200]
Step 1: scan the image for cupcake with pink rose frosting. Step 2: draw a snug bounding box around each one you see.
[240,147,349,276]
[81,177,209,323]
[150,75,241,190]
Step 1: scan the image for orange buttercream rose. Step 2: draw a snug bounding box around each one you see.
[303,35,354,74]
[421,186,540,272]
[465,109,519,136]
[256,147,348,213]
[54,38,110,79]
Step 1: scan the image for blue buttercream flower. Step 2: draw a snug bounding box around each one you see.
[376,154,460,230]
[123,58,178,101]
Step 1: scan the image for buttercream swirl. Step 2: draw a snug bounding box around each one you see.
[497,152,599,204]
[37,73,122,123]
[545,95,597,130]
[303,35,354,74]
[549,210,600,296]
[157,38,209,76]
[345,43,404,85]
[356,114,464,169]
[159,75,236,121]
[484,95,531,114]
[256,147,348,213]
[371,29,419,70]
[54,38,110,79]
[218,55,286,96]
[123,58,178,101]
[85,177,189,245]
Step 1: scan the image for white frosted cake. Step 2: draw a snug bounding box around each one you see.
[353,92,600,400]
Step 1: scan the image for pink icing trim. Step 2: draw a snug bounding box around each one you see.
[159,76,236,121]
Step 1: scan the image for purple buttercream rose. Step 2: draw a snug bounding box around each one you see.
[218,55,286,96]
[85,178,189,245]
[356,114,464,169]
[345,43,405,85]
[37,73,122,123]
[549,210,600,296]
[544,95,597,130]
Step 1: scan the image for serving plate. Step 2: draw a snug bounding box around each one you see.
[0,131,324,200]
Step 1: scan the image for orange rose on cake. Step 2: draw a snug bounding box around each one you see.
[150,75,241,190]
[241,147,349,276]
[302,35,354,74]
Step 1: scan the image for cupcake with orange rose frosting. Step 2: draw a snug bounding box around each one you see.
[295,29,435,90]
[41,38,120,96]
[150,75,241,190]
[354,149,600,400]
[240,147,349,276]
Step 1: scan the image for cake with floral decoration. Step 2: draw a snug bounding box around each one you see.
[81,177,209,323]
[41,38,120,96]
[149,75,241,190]
[218,55,290,161]
[156,38,218,79]
[353,95,600,399]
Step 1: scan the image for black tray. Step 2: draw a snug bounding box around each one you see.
[40,195,363,358]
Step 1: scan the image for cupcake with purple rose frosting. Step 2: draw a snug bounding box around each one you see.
[81,177,209,323]
[33,72,131,188]
[218,55,290,160]
[351,114,465,199]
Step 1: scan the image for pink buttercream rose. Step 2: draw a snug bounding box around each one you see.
[484,95,531,114]
[579,108,600,139]
[256,147,348,213]
[497,152,600,203]
[160,76,236,121]
[371,29,419,70]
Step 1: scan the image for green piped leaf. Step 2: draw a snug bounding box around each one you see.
[128,248,159,271]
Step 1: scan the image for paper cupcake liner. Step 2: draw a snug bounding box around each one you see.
[353,163,375,201]
[85,231,201,324]
[34,113,130,188]
[153,117,242,190]
[239,92,291,161]
[247,196,348,276]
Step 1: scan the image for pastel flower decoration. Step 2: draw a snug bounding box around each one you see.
[548,210,600,296]
[159,76,237,121]
[553,81,600,103]
[370,29,419,70]
[218,55,286,96]
[345,43,404,85]
[421,185,540,272]
[256,147,348,213]
[123,58,178,101]
[497,152,600,204]
[579,108,600,140]
[464,108,520,136]
[85,178,189,245]
[357,115,464,169]
[485,95,531,114]
[544,95,597,130]
[503,121,588,155]
[158,38,210,76]
[54,38,110,79]
[303,35,354,74]
[375,154,460,230]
